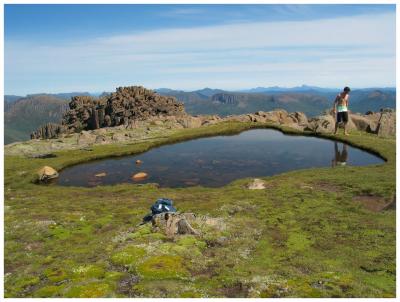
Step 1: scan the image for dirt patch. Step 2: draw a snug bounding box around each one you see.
[313,181,343,193]
[190,263,218,278]
[219,282,249,298]
[352,194,395,212]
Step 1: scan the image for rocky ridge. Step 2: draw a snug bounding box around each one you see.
[6,107,395,158]
[10,85,395,157]
[31,86,186,139]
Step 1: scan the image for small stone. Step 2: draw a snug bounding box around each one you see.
[246,178,266,190]
[95,172,107,177]
[132,172,148,180]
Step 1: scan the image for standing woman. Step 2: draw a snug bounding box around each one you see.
[333,86,351,135]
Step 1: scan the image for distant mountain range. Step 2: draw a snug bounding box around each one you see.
[156,87,396,117]
[4,86,396,144]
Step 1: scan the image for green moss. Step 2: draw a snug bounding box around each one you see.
[362,272,395,294]
[137,255,189,280]
[176,235,207,250]
[132,279,197,297]
[33,285,63,298]
[104,271,126,282]
[48,225,71,240]
[43,267,70,283]
[13,275,41,290]
[287,231,313,252]
[43,255,54,264]
[110,245,146,267]
[65,282,112,298]
[128,224,152,239]
[179,290,203,298]
[71,264,105,279]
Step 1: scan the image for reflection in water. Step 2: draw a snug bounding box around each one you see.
[56,129,384,188]
[332,142,348,167]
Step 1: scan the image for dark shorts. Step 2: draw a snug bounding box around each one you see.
[336,111,348,123]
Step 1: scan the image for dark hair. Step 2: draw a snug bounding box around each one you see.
[344,86,351,92]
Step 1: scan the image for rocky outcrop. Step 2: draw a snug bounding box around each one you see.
[303,109,395,136]
[30,123,67,140]
[31,86,186,139]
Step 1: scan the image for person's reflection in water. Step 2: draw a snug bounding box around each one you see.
[332,142,348,167]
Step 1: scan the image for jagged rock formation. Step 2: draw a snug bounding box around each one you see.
[211,93,241,104]
[31,123,67,140]
[31,86,185,139]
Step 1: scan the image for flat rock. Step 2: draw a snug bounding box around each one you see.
[246,178,266,190]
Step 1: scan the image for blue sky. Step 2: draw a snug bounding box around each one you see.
[5,4,396,95]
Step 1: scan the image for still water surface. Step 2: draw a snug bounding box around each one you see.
[56,129,384,188]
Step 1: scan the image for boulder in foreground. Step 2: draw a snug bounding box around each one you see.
[37,166,59,182]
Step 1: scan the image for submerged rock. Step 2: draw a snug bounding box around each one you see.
[37,166,59,181]
[132,172,148,180]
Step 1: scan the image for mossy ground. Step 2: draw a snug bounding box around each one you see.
[4,122,395,297]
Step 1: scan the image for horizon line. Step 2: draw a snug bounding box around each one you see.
[5,84,397,97]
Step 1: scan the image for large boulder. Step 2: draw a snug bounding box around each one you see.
[254,110,290,124]
[37,166,59,181]
[288,111,308,125]
[350,113,379,132]
[178,116,202,128]
[306,114,336,134]
[376,110,396,137]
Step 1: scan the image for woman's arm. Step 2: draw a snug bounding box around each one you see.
[333,95,339,112]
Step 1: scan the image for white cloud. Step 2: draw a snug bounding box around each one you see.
[5,12,396,94]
